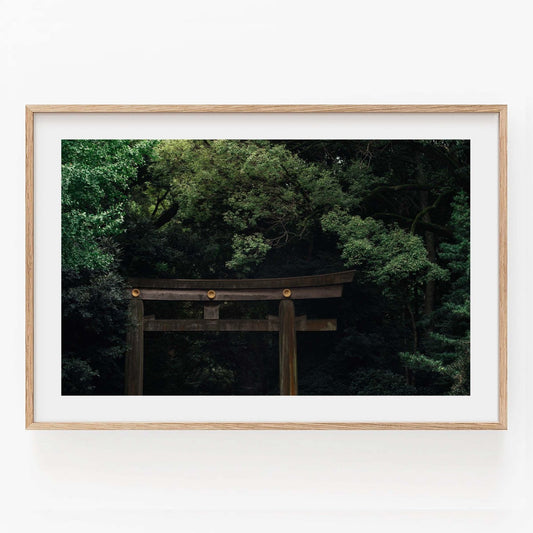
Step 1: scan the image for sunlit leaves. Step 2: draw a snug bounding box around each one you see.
[321,210,448,293]
[61,140,156,273]
[145,140,343,275]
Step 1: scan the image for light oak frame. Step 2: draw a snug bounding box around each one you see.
[25,104,508,430]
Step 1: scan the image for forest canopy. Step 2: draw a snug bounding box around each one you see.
[61,139,470,396]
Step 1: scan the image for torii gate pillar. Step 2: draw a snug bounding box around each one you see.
[279,299,297,395]
[125,297,144,395]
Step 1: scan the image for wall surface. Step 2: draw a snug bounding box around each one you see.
[1,1,531,531]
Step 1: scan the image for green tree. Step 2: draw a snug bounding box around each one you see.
[61,140,156,394]
[122,139,347,278]
[399,191,470,393]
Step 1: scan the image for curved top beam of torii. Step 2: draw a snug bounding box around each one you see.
[127,270,355,302]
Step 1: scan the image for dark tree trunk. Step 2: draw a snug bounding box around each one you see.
[416,157,437,317]
[419,189,437,316]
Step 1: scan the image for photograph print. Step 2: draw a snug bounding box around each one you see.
[61,138,470,396]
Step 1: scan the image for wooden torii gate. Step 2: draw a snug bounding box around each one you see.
[125,270,354,395]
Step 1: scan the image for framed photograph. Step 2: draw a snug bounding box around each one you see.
[26,105,507,429]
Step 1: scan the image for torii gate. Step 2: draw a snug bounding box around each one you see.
[125,270,354,395]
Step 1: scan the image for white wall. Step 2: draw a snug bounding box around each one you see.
[1,1,531,531]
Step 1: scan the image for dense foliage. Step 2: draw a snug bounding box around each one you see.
[61,139,470,395]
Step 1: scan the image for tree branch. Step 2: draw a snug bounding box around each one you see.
[374,212,453,238]
[410,190,451,234]
[367,183,432,197]
[150,189,170,218]
[153,202,180,229]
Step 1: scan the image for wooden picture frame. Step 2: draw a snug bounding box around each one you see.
[26,104,507,429]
